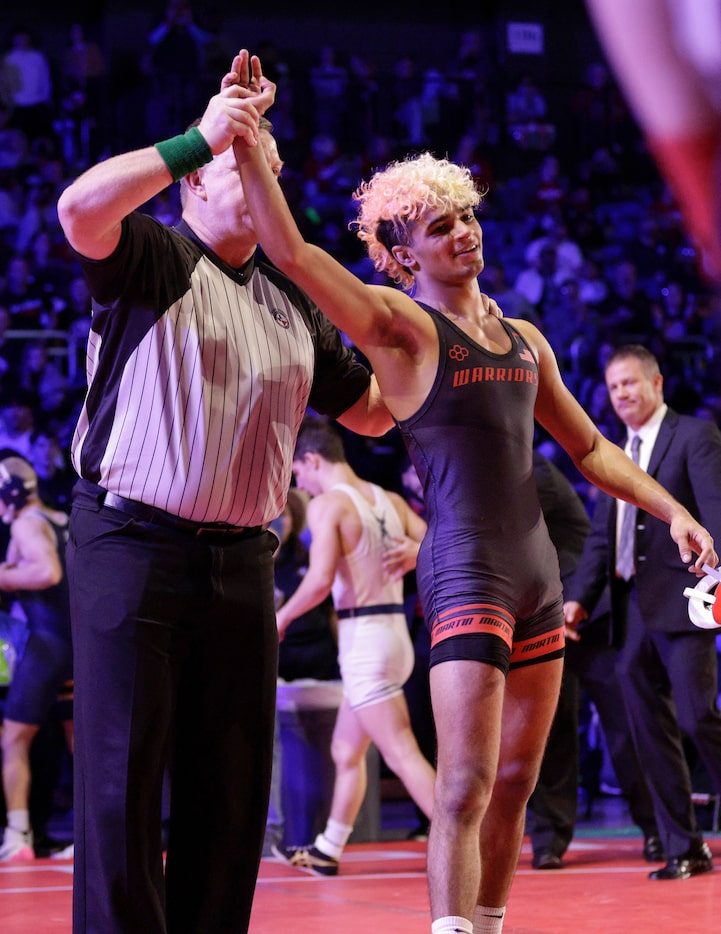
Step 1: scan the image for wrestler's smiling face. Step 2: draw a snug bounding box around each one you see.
[398,206,484,285]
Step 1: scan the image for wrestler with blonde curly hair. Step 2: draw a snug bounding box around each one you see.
[235,54,717,934]
[352,153,484,290]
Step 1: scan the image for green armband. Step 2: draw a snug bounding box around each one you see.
[154,126,213,182]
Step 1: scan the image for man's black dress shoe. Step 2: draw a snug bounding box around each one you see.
[649,841,713,880]
[532,851,563,870]
[642,835,665,862]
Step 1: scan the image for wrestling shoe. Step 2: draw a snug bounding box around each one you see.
[271,842,339,876]
[0,827,34,861]
[50,843,74,860]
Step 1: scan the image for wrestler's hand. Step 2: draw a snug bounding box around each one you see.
[382,536,420,580]
[275,605,290,642]
[481,292,503,319]
[222,49,276,115]
[196,58,262,151]
[563,599,587,643]
[669,513,717,576]
[195,51,275,154]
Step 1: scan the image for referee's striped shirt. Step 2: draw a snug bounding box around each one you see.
[71,214,369,527]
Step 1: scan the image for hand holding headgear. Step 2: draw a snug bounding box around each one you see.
[684,564,721,629]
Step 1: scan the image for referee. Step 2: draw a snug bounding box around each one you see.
[57,50,390,934]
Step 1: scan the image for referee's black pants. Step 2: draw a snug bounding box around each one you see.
[67,485,279,934]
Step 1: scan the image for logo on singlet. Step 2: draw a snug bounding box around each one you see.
[375,512,391,543]
[271,309,290,329]
[448,344,469,361]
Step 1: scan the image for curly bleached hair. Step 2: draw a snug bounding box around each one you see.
[351,152,484,291]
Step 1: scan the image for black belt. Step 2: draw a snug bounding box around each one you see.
[336,603,405,619]
[102,491,265,539]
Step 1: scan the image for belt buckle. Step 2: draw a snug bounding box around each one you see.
[194,523,238,538]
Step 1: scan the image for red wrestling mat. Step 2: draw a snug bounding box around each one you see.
[2,838,721,932]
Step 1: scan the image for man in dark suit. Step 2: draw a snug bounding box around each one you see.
[528,449,659,870]
[565,344,721,880]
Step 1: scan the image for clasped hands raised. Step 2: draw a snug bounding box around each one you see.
[197,49,276,155]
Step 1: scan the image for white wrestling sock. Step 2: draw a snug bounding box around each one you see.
[314,818,353,859]
[473,905,506,933]
[7,810,30,833]
[431,917,473,933]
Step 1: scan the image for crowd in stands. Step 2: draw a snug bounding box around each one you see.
[0,5,719,866]
[0,9,719,505]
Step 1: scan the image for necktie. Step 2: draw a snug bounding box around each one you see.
[616,434,641,580]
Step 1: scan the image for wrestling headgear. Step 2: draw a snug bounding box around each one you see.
[0,456,37,513]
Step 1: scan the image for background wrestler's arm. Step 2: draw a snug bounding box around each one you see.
[0,516,62,591]
[382,493,428,581]
[275,495,343,638]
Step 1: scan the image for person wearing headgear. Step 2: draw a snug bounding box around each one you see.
[0,454,73,861]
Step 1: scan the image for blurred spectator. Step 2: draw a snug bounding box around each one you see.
[624,213,675,285]
[528,154,569,216]
[342,53,379,154]
[507,74,548,125]
[57,274,91,376]
[445,29,501,151]
[572,62,634,161]
[0,28,54,145]
[0,170,22,248]
[657,279,702,341]
[415,67,454,152]
[563,185,607,257]
[0,387,35,459]
[0,306,16,384]
[546,277,603,379]
[524,216,584,279]
[514,242,572,318]
[13,177,63,257]
[0,254,57,330]
[0,104,27,171]
[479,261,540,326]
[391,55,422,145]
[143,0,209,140]
[254,39,297,156]
[576,258,610,307]
[597,259,656,345]
[452,130,496,200]
[308,46,348,138]
[29,427,75,513]
[57,23,108,168]
[15,341,62,407]
[506,74,555,152]
[26,230,75,299]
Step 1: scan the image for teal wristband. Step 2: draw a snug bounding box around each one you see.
[154,126,213,182]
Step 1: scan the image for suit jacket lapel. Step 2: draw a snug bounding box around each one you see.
[646,408,678,478]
